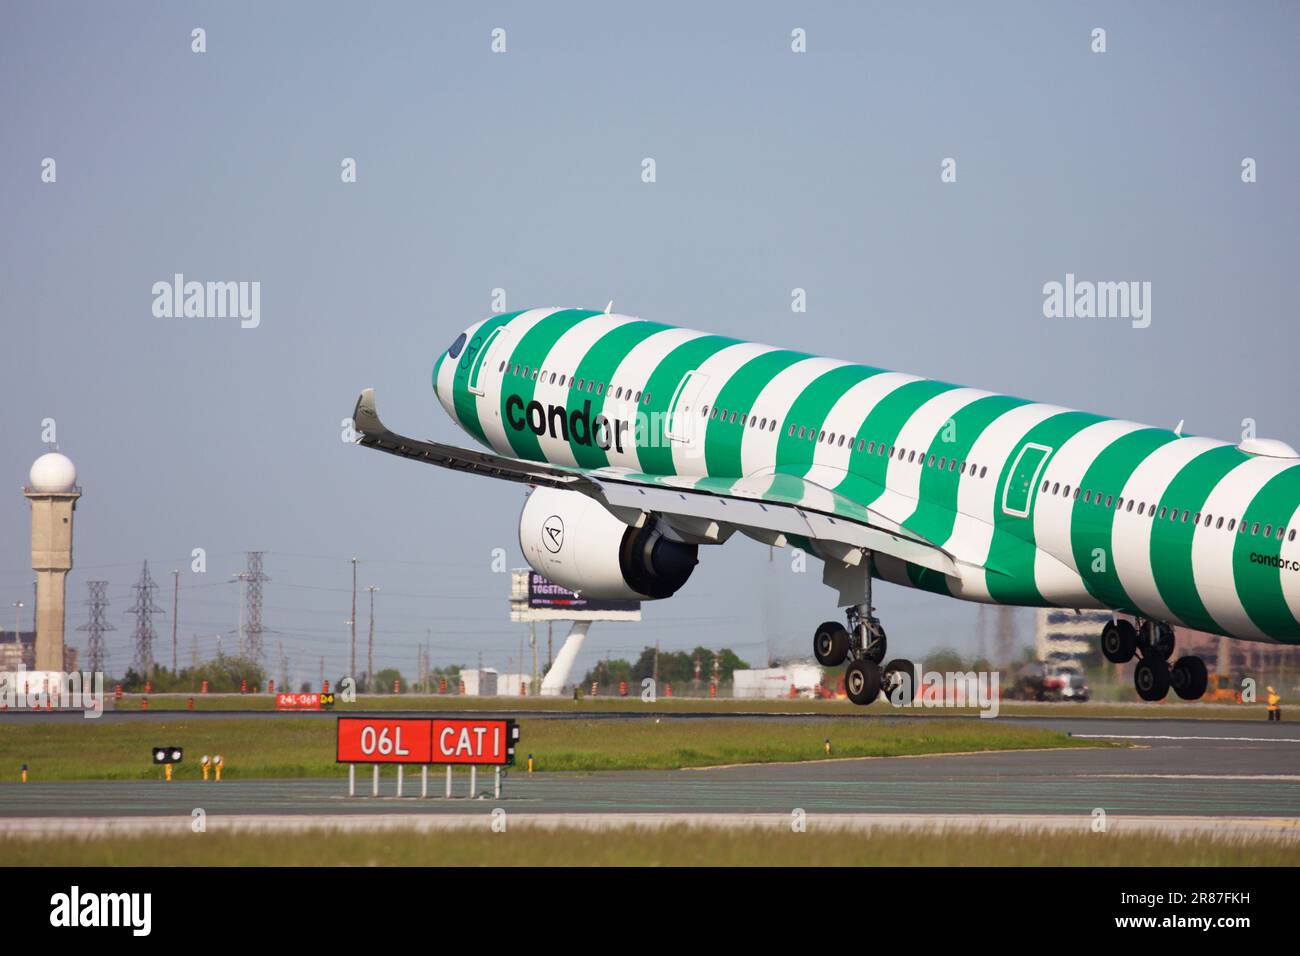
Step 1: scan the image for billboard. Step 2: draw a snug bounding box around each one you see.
[527,571,640,613]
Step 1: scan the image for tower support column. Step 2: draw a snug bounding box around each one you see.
[25,489,80,672]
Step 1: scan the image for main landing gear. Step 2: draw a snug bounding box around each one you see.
[812,568,913,706]
[1100,617,1208,702]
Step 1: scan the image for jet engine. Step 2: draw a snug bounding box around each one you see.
[518,486,698,600]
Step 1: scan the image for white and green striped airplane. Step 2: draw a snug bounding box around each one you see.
[352,307,1300,704]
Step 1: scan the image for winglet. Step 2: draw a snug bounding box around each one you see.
[352,388,385,439]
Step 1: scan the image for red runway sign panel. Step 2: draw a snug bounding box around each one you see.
[336,718,433,763]
[431,718,515,765]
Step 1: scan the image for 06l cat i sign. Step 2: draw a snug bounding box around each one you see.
[335,717,518,766]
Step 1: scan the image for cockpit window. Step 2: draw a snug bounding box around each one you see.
[447,332,468,359]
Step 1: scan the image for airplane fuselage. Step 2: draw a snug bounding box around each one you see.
[434,308,1300,645]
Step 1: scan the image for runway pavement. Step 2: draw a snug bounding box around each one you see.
[1,716,1297,836]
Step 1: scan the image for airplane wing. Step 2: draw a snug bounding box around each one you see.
[351,389,959,578]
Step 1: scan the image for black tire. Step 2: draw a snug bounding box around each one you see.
[883,658,916,705]
[1170,656,1208,701]
[1101,620,1137,664]
[845,659,883,705]
[1134,658,1171,701]
[862,622,887,664]
[813,622,850,667]
[1141,621,1175,660]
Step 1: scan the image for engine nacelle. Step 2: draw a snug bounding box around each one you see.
[518,486,698,600]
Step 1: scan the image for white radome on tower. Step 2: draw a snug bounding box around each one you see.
[28,452,77,492]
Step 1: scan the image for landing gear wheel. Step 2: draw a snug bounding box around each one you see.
[1134,658,1171,701]
[845,659,883,705]
[858,621,887,664]
[1140,621,1175,660]
[1170,656,1208,701]
[1101,620,1138,664]
[883,658,916,705]
[813,622,850,667]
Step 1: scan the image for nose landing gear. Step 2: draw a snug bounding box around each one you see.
[1100,617,1207,701]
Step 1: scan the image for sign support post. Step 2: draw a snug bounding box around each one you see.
[396,764,404,797]
[445,765,452,798]
[421,765,428,798]
[348,764,355,797]
[495,766,501,799]
[372,764,379,797]
[469,765,477,798]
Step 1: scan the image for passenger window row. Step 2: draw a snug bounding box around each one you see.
[1037,479,1298,542]
[770,418,990,479]
[499,361,651,405]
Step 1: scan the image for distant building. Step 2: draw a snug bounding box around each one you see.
[459,668,499,696]
[733,662,825,699]
[0,632,78,673]
[0,631,36,671]
[496,673,534,697]
[1035,609,1111,671]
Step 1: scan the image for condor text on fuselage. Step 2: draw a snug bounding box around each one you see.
[505,393,639,454]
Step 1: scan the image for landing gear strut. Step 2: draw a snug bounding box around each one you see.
[812,557,911,705]
[1100,616,1207,702]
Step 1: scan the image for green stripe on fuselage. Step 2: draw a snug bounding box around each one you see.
[451,312,523,443]
[1149,445,1242,633]
[432,351,446,400]
[832,379,958,506]
[986,411,1105,605]
[566,320,669,468]
[773,364,882,478]
[637,334,740,476]
[704,350,810,478]
[499,309,601,459]
[1233,465,1300,640]
[902,394,1032,592]
[1068,428,1177,610]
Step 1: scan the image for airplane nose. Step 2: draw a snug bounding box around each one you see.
[433,330,469,405]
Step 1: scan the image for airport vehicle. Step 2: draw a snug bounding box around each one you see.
[1058,672,1091,702]
[352,308,1300,705]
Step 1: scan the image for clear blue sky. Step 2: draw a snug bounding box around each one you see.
[3,1,1297,683]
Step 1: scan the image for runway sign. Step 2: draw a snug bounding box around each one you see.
[431,718,519,766]
[276,692,335,711]
[336,718,433,764]
[335,717,519,766]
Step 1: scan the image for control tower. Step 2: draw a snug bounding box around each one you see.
[24,452,80,671]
